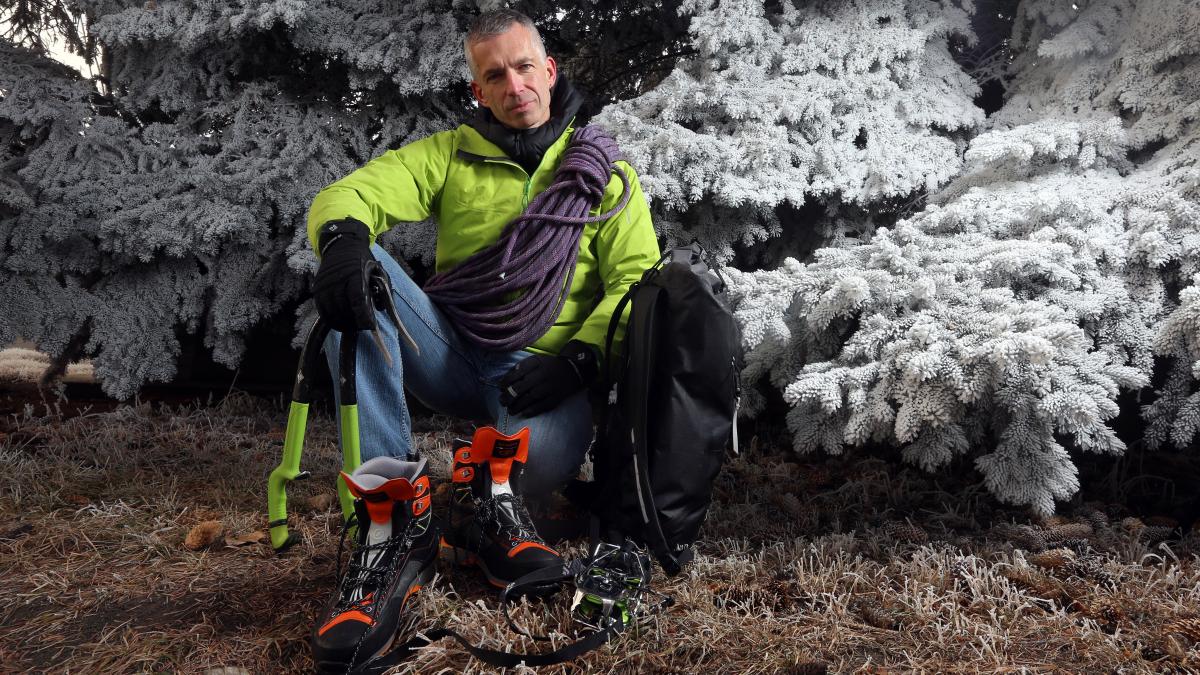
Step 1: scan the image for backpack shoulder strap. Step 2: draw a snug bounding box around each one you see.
[624,281,682,576]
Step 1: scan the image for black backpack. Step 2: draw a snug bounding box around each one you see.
[588,243,744,575]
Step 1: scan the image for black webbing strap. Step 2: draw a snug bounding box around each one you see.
[350,564,624,673]
[352,624,624,673]
[601,248,672,395]
[500,563,582,640]
[592,280,640,552]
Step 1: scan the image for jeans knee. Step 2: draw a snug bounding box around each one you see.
[516,401,593,497]
[520,456,581,497]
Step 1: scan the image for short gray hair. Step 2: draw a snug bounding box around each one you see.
[463,9,548,78]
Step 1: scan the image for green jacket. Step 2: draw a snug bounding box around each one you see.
[307,123,660,361]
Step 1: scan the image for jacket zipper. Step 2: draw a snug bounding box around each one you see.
[465,153,534,209]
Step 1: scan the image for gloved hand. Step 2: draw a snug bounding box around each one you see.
[499,340,599,417]
[313,218,377,333]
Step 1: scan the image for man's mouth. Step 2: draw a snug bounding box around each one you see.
[510,100,534,113]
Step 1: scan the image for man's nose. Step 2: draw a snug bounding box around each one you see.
[504,69,525,95]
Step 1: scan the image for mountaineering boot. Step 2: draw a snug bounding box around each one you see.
[442,426,563,590]
[311,456,439,673]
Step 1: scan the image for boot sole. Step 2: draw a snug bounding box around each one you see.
[439,537,558,596]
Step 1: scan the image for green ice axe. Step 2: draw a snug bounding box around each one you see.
[267,262,415,552]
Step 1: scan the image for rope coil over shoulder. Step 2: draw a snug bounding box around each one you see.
[423,125,632,351]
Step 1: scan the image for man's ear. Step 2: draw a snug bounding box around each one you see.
[545,55,557,88]
[470,80,486,107]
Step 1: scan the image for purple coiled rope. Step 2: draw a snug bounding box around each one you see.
[423,125,632,351]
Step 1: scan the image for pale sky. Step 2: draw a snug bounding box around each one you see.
[49,37,91,76]
[1,20,93,77]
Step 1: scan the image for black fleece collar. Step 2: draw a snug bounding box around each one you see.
[469,76,584,174]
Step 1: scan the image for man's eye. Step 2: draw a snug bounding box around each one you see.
[519,64,534,71]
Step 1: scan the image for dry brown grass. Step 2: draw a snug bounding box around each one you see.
[2,392,1199,673]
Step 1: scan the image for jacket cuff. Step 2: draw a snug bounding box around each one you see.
[316,218,372,257]
[559,339,600,386]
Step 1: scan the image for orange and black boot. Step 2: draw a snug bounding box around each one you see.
[442,426,562,590]
[311,456,438,673]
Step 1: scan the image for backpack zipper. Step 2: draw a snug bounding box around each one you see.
[731,356,741,455]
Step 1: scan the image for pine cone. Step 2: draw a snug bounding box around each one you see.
[860,605,900,630]
[1081,595,1125,631]
[1081,509,1110,531]
[1056,538,1093,554]
[950,558,972,585]
[850,597,903,630]
[1029,548,1075,569]
[769,492,806,519]
[1140,644,1166,662]
[1005,524,1049,551]
[1001,567,1070,605]
[1121,516,1146,533]
[883,520,929,544]
[883,516,926,542]
[1065,556,1113,586]
[1045,522,1093,542]
[1139,525,1176,543]
[1164,617,1200,645]
[801,465,834,488]
[1145,515,1179,528]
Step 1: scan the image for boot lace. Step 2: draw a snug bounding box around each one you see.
[476,493,544,544]
[333,514,425,610]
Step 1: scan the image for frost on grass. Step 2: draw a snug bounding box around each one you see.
[1,397,1198,672]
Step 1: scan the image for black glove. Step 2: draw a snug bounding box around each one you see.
[499,340,599,417]
[313,218,376,332]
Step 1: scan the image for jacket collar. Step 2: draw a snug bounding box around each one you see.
[467,76,584,174]
[457,122,576,179]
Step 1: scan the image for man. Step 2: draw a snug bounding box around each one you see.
[304,9,660,671]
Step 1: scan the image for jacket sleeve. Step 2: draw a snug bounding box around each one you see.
[571,161,661,364]
[306,131,455,253]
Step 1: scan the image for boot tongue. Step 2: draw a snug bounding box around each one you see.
[345,501,400,603]
[490,481,520,524]
[364,517,394,548]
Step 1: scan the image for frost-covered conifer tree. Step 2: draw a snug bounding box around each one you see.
[990,0,1200,454]
[0,0,698,397]
[1,1,467,397]
[726,0,1200,514]
[593,0,985,263]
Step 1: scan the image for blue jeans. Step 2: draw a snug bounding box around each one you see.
[323,245,594,496]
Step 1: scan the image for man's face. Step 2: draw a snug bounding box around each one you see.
[468,23,557,130]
